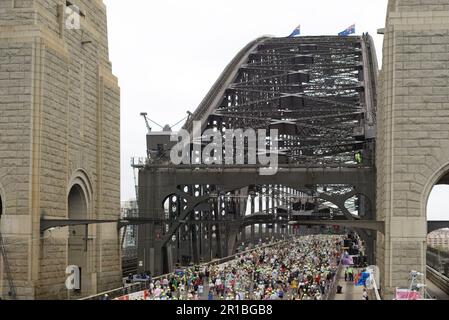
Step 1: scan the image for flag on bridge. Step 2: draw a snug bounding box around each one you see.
[339,24,356,36]
[289,24,301,37]
[355,271,371,286]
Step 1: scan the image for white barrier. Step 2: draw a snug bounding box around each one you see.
[366,265,381,300]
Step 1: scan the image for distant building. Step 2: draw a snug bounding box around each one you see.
[121,200,138,249]
[427,229,449,252]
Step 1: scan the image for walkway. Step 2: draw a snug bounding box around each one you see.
[426,278,449,300]
[331,266,365,300]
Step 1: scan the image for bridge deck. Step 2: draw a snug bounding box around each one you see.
[330,266,365,300]
[426,278,449,300]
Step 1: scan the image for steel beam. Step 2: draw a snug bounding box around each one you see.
[427,221,449,234]
[40,219,117,233]
[143,165,374,188]
[288,219,384,234]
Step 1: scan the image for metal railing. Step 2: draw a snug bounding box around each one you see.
[131,157,147,168]
[324,262,342,300]
[427,265,449,295]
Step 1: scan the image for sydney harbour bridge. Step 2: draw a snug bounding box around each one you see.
[3,0,449,301]
[112,18,449,302]
[131,35,380,276]
[126,28,449,299]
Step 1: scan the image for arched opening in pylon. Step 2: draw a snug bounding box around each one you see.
[67,184,90,297]
[426,178,449,280]
[423,170,449,300]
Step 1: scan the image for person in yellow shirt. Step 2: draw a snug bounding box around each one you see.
[355,152,362,164]
[291,279,298,290]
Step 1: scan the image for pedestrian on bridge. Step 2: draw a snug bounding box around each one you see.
[362,288,369,300]
[348,267,354,282]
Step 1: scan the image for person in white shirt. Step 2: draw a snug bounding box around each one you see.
[362,289,369,300]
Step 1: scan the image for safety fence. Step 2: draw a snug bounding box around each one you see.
[370,269,382,300]
[427,248,449,278]
[427,265,449,295]
[323,262,342,300]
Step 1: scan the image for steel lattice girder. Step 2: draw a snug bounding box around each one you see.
[200,37,372,165]
[137,35,378,275]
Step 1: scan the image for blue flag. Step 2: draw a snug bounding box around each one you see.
[356,271,370,286]
[289,24,301,37]
[338,24,355,36]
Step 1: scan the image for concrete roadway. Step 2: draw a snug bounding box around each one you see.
[330,266,365,300]
[426,278,449,300]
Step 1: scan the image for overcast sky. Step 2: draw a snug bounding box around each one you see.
[103,0,447,221]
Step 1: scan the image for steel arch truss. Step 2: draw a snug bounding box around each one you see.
[203,36,375,166]
[137,35,378,275]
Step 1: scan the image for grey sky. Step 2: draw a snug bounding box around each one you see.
[103,0,447,220]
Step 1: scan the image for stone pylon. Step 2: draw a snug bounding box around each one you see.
[377,0,449,299]
[0,0,121,299]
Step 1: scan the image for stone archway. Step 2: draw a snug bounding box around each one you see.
[68,184,87,220]
[423,163,449,231]
[424,165,449,282]
[67,179,92,298]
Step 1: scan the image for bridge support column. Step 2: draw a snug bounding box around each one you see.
[376,220,426,299]
[358,229,376,266]
[250,225,255,244]
[137,171,176,275]
[138,240,167,276]
[215,224,223,259]
[191,224,200,265]
[377,0,449,298]
[240,226,246,244]
[227,226,240,256]
[176,225,191,265]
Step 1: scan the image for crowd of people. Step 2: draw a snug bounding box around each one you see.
[138,235,343,300]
